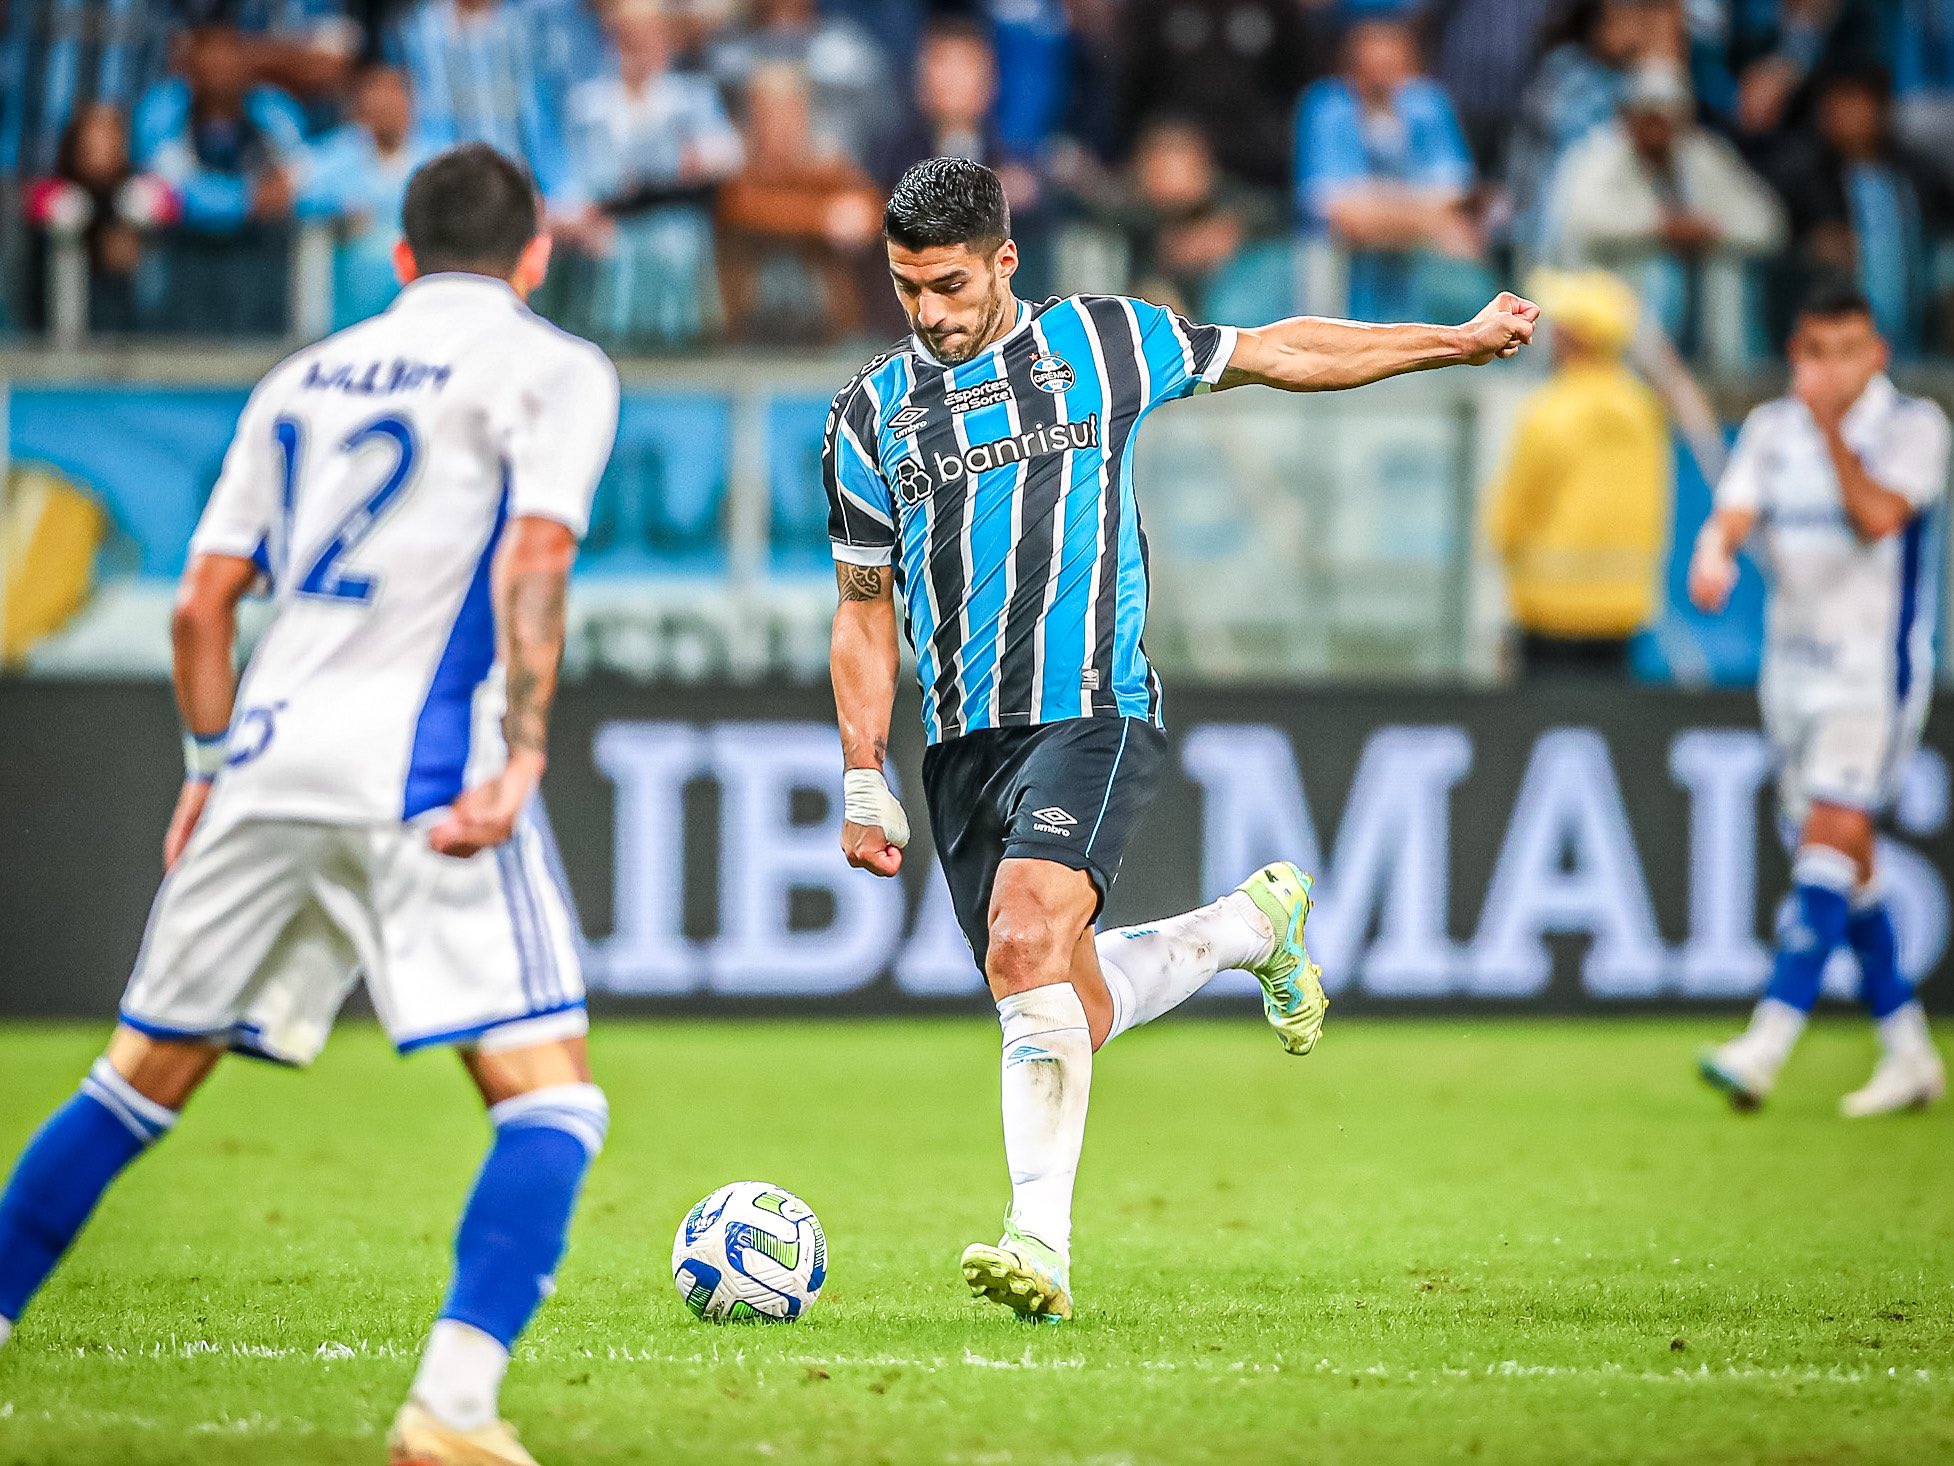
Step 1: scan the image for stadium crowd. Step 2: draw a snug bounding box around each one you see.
[3,0,1953,356]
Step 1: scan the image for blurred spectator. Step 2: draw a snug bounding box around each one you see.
[25,103,177,332]
[986,0,1070,161]
[387,0,570,205]
[1506,0,1681,257]
[877,18,1002,184]
[1296,16,1481,322]
[1890,0,1954,190]
[560,0,742,345]
[1,0,166,181]
[1425,0,1559,176]
[708,0,895,171]
[175,0,364,127]
[1484,268,1670,680]
[876,16,1050,239]
[530,0,614,128]
[1118,0,1318,190]
[300,63,430,327]
[134,25,308,231]
[1050,0,1125,164]
[1094,117,1279,318]
[134,24,313,334]
[565,0,743,207]
[1545,64,1786,349]
[1684,0,1859,141]
[1767,66,1950,353]
[717,62,884,344]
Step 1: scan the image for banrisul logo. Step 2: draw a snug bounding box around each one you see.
[932,414,1098,482]
[1030,355,1074,393]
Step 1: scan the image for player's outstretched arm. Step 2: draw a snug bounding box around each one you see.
[164,552,260,868]
[832,563,907,878]
[1217,292,1539,393]
[428,515,576,859]
[1687,506,1757,615]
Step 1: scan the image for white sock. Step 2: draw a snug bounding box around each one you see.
[996,984,1092,1261]
[1877,1001,1937,1063]
[0,1316,12,1351]
[1098,892,1274,1045]
[411,1318,510,1431]
[1742,997,1808,1067]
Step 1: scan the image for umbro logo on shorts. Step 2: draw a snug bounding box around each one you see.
[1031,806,1077,837]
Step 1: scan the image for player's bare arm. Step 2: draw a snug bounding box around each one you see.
[1809,414,1915,541]
[1688,505,1758,615]
[164,552,259,869]
[831,562,907,877]
[1216,292,1540,393]
[427,515,576,858]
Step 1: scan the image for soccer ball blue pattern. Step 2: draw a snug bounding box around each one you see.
[671,1180,827,1322]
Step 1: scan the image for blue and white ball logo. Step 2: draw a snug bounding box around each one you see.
[1030,355,1074,393]
[672,1180,827,1322]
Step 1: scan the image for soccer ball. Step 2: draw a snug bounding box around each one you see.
[671,1181,827,1322]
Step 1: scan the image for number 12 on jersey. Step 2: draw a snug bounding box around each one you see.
[270,413,421,604]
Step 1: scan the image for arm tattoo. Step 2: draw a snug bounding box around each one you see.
[502,568,567,756]
[837,563,889,602]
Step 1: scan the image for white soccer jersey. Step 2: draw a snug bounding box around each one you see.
[1716,374,1949,708]
[190,274,620,826]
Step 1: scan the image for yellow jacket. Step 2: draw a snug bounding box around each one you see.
[1484,361,1671,639]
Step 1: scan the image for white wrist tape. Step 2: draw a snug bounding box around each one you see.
[842,768,910,848]
[183,731,228,782]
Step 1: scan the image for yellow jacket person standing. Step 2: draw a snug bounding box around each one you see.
[1485,270,1671,678]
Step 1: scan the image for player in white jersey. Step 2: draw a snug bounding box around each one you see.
[0,146,619,1466]
[1690,282,1949,1117]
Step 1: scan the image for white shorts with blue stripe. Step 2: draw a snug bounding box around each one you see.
[1762,675,1930,828]
[120,807,586,1065]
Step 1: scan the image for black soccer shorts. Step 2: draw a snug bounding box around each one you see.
[920,715,1168,970]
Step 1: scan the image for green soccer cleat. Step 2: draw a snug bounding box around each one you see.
[1236,862,1329,1056]
[961,1220,1072,1322]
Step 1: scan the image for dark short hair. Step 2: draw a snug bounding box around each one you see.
[1797,276,1875,325]
[401,144,539,277]
[1814,62,1892,101]
[922,15,992,49]
[884,157,1009,254]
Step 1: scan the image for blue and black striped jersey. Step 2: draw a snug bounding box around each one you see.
[823,294,1236,744]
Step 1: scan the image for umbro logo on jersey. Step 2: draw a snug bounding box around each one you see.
[1030,806,1077,837]
[889,406,929,438]
[1030,355,1074,393]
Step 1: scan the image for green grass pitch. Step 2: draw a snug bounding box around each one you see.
[2,1017,1951,1465]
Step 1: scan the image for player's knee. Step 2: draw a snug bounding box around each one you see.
[104,1026,222,1111]
[985,915,1073,994]
[1802,803,1875,869]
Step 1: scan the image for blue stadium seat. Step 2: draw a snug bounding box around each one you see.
[577,394,732,577]
[766,395,835,573]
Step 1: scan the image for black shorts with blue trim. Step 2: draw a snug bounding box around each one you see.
[921,715,1168,970]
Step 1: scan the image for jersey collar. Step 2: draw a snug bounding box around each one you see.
[910,298,1031,371]
[390,272,523,313]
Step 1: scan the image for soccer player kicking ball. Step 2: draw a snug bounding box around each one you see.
[1693,281,1950,1118]
[0,146,619,1465]
[825,157,1537,1320]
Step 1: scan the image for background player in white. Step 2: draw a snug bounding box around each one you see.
[0,145,619,1466]
[1691,281,1949,1117]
